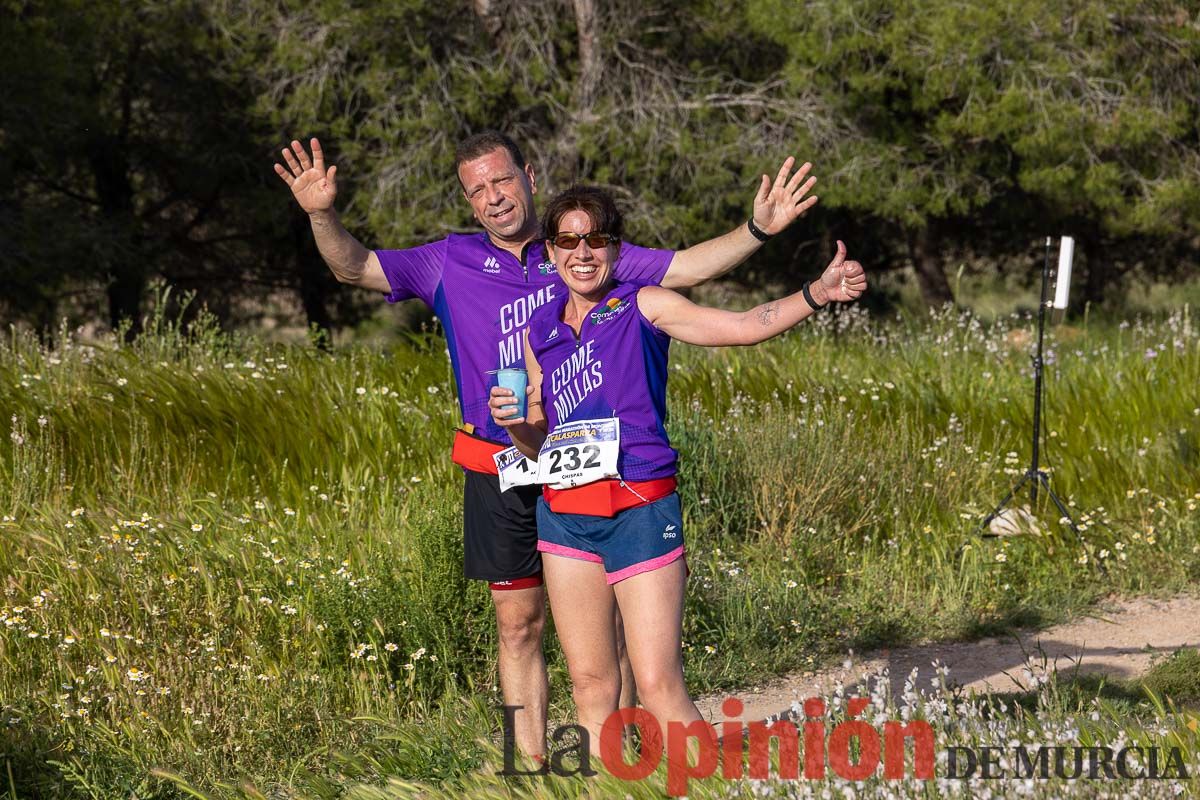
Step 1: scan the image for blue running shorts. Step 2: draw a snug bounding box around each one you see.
[535,492,685,584]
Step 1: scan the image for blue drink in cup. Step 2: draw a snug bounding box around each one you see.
[495,368,528,419]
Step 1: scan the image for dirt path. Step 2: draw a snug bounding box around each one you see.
[696,595,1200,724]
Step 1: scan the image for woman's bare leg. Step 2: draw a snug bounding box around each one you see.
[612,559,701,727]
[614,605,638,710]
[542,552,622,753]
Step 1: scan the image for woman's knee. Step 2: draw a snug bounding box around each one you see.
[632,665,687,709]
[570,666,621,710]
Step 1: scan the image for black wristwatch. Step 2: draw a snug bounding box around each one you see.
[747,218,772,242]
[802,281,827,311]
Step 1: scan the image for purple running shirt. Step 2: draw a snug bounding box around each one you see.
[527,282,677,482]
[376,234,672,445]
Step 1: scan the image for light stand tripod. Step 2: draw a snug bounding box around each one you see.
[977,237,1084,542]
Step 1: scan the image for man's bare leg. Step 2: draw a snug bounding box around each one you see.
[492,584,548,759]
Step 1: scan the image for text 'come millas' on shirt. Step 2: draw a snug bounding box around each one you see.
[375,233,673,446]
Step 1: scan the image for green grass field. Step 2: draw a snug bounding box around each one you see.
[1,299,1197,797]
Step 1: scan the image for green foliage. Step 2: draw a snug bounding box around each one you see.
[744,0,1200,303]
[1141,648,1200,707]
[0,303,1197,795]
[747,0,1200,231]
[5,0,1199,329]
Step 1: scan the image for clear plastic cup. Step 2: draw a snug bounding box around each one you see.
[495,368,528,419]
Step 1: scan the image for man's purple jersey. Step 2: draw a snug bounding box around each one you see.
[528,282,677,482]
[376,234,672,445]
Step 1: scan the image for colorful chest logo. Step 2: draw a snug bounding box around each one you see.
[589,297,630,325]
[537,261,556,275]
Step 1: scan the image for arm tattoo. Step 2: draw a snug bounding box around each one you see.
[758,303,780,327]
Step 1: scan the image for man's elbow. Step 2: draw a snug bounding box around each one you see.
[661,255,711,290]
[679,271,716,291]
[331,266,368,287]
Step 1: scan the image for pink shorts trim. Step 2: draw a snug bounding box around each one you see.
[605,545,686,585]
[537,540,604,564]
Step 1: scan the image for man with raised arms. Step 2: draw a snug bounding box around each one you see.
[273,131,817,761]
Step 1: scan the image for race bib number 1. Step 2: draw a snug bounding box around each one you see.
[537,418,620,489]
[493,446,539,493]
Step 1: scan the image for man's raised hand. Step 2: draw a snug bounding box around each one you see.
[274,138,338,214]
[816,240,867,304]
[751,157,818,236]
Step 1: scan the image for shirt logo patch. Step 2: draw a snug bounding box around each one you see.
[537,261,556,275]
[589,297,630,325]
[546,327,560,342]
[483,256,501,274]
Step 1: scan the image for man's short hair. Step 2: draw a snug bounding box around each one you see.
[454,131,527,172]
[541,186,625,240]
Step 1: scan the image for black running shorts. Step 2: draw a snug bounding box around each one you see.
[462,469,542,583]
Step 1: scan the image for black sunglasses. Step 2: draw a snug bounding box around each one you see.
[551,231,618,250]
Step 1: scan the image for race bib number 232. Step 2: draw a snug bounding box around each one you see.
[536,418,620,489]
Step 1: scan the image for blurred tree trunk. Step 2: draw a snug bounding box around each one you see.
[89,135,144,339]
[471,0,503,35]
[540,0,601,182]
[573,0,600,110]
[907,226,954,307]
[1078,226,1109,307]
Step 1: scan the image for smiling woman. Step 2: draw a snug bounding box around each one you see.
[487,185,867,762]
[542,188,624,297]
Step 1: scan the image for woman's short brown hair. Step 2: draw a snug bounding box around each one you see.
[541,186,624,241]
